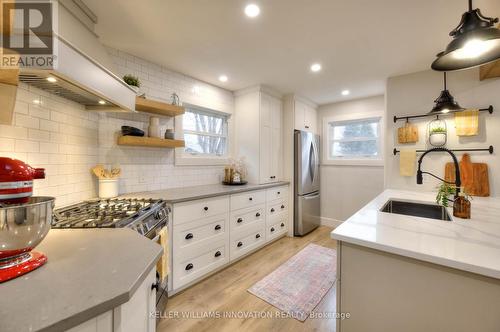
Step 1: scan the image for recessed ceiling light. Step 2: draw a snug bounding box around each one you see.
[98,100,106,105]
[219,75,228,82]
[46,77,57,83]
[310,63,322,72]
[341,90,350,96]
[244,4,260,18]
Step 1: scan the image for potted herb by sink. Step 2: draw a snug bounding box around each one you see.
[123,74,141,94]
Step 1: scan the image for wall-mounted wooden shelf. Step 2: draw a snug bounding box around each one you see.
[117,135,185,148]
[135,97,185,117]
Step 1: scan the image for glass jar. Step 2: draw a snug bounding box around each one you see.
[428,117,447,147]
[453,192,471,219]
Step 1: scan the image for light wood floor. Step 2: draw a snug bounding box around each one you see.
[158,226,337,332]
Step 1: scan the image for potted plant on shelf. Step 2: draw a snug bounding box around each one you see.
[123,74,141,94]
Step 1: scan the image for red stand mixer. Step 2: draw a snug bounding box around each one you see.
[0,157,53,282]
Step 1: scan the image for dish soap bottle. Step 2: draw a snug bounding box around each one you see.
[453,188,471,219]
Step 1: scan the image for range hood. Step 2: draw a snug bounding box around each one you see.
[17,0,136,112]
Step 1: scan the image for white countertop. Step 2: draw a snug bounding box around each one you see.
[331,189,500,280]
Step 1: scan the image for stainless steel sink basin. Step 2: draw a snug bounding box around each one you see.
[380,200,452,221]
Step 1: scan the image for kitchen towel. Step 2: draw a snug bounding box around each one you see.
[156,226,169,283]
[400,149,416,176]
[455,109,479,136]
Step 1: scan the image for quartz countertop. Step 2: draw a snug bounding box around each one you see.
[331,189,500,280]
[119,181,289,203]
[0,229,163,332]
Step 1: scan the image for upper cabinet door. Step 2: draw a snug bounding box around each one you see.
[294,101,306,131]
[260,93,273,183]
[270,97,283,181]
[305,105,317,134]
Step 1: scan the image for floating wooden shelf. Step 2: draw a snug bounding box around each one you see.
[117,136,185,148]
[135,97,185,117]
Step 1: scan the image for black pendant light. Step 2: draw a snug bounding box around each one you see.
[432,0,500,71]
[428,72,464,114]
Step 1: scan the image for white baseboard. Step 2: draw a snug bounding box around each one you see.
[320,217,343,229]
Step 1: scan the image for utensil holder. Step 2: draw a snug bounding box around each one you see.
[99,179,119,198]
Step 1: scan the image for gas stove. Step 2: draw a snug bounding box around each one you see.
[52,198,169,239]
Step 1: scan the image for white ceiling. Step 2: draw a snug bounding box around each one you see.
[84,0,500,105]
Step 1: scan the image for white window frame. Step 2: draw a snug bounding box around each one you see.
[322,112,384,166]
[175,103,232,166]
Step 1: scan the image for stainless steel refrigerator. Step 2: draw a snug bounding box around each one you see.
[294,130,321,236]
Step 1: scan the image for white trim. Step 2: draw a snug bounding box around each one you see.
[234,85,283,99]
[320,216,343,229]
[283,93,318,109]
[322,111,385,166]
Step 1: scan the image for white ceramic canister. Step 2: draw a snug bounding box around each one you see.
[148,117,161,138]
[99,179,119,198]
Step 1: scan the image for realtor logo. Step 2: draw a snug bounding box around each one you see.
[1,0,56,68]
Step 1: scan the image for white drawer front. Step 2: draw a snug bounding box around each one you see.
[174,196,229,225]
[267,200,288,218]
[230,223,266,261]
[230,204,265,231]
[173,239,229,290]
[266,186,289,202]
[173,214,228,259]
[230,190,266,211]
[267,218,288,242]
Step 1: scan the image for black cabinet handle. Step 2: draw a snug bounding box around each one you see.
[204,206,208,211]
[237,218,243,223]
[271,208,275,213]
[237,241,243,247]
[214,224,221,231]
[277,191,280,195]
[256,234,261,239]
[305,125,310,129]
[185,233,194,240]
[270,176,276,179]
[271,227,275,232]
[281,205,285,209]
[281,222,285,227]
[151,272,160,291]
[256,212,261,217]
[185,263,194,271]
[215,251,221,257]
[249,197,253,201]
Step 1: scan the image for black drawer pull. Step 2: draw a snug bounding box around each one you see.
[215,251,221,257]
[271,227,275,232]
[237,241,243,247]
[277,191,280,195]
[281,205,285,209]
[270,176,276,179]
[214,224,221,231]
[305,125,310,129]
[281,222,285,227]
[237,218,243,223]
[203,206,208,211]
[185,233,194,240]
[185,263,194,271]
[256,234,261,239]
[271,208,275,213]
[256,212,261,217]
[249,197,253,201]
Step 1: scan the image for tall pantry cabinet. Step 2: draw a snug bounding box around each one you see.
[234,87,283,184]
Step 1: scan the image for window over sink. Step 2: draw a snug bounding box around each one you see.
[175,104,231,165]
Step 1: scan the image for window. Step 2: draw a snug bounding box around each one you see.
[175,104,230,165]
[327,117,381,160]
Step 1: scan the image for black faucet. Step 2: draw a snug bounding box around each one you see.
[416,147,461,198]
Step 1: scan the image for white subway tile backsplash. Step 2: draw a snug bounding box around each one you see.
[15,114,39,129]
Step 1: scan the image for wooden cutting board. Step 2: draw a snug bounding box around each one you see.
[397,122,418,144]
[444,154,490,197]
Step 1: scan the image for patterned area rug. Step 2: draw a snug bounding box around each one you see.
[248,243,337,321]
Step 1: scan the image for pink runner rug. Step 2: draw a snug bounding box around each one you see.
[248,243,337,321]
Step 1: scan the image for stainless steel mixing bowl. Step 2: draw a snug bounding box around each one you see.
[0,197,54,265]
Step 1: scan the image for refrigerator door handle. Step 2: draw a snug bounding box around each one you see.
[303,193,320,200]
[308,142,315,182]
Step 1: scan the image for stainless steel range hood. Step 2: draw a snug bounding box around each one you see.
[17,0,136,112]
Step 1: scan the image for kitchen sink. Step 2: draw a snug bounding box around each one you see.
[380,200,452,221]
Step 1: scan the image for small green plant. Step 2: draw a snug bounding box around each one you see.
[123,74,140,87]
[436,183,455,207]
[430,127,447,134]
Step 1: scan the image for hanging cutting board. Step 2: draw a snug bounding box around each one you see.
[444,154,490,197]
[397,122,419,144]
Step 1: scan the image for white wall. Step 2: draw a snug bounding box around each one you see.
[385,68,500,196]
[318,95,385,222]
[0,47,235,207]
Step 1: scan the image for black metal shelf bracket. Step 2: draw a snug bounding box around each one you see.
[393,145,494,156]
[393,105,494,123]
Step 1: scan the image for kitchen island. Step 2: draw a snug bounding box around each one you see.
[331,189,500,332]
[0,228,162,332]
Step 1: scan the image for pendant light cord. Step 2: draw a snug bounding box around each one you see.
[444,72,447,90]
[468,0,473,12]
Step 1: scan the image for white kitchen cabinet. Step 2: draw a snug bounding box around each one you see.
[235,86,283,184]
[288,96,318,134]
